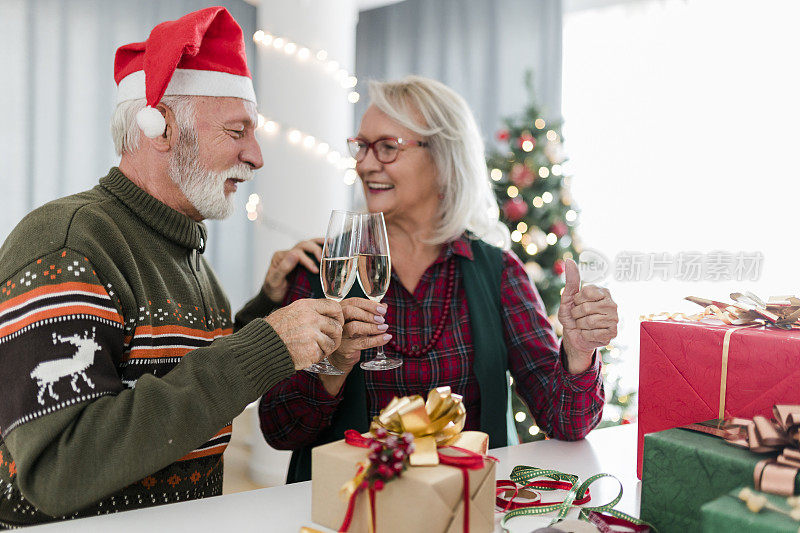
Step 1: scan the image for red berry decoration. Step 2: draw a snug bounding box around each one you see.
[553,259,565,275]
[496,129,510,142]
[363,430,415,490]
[502,198,529,222]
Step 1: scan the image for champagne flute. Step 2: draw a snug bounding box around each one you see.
[307,210,358,375]
[357,212,401,371]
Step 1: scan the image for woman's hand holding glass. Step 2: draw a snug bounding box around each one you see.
[318,298,391,394]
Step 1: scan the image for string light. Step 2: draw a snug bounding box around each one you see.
[528,425,540,436]
[526,243,538,256]
[542,191,553,203]
[546,233,558,245]
[546,130,559,142]
[535,118,546,129]
[566,209,578,222]
[262,120,279,134]
[516,222,528,232]
[490,168,503,181]
[551,164,562,176]
[511,230,522,242]
[538,167,550,178]
[343,169,358,185]
[251,114,356,195]
[521,140,534,152]
[287,129,302,144]
[507,186,519,198]
[246,194,260,221]
[253,30,360,103]
[514,412,526,422]
[532,196,544,208]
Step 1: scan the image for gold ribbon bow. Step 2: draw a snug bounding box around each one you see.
[641,293,800,328]
[371,386,487,466]
[724,405,800,496]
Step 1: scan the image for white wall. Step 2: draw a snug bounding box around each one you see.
[562,0,800,395]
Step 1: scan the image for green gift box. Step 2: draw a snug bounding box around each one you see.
[701,488,800,532]
[640,426,800,533]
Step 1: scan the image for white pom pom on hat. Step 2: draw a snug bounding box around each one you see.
[135,106,167,138]
[113,6,257,138]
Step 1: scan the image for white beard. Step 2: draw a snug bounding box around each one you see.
[168,129,253,220]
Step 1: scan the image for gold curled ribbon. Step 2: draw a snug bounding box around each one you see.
[642,293,800,329]
[371,386,486,466]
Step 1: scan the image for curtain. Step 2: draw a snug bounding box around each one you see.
[0,0,258,311]
[354,0,563,145]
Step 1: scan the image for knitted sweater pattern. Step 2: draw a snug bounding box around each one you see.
[0,168,293,527]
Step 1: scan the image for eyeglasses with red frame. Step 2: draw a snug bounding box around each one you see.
[346,137,429,164]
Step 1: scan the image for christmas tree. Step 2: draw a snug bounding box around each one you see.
[487,72,636,442]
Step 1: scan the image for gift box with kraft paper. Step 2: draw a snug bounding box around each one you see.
[311,437,496,533]
[640,426,800,533]
[701,488,800,533]
[637,320,800,477]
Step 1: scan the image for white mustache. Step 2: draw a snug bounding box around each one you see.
[217,164,254,182]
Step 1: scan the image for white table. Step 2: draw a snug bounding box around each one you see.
[31,424,640,532]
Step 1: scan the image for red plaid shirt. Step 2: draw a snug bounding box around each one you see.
[259,235,603,448]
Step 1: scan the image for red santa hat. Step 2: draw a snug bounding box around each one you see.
[114,6,256,138]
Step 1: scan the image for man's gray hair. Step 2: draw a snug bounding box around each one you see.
[110,96,197,155]
[368,76,509,248]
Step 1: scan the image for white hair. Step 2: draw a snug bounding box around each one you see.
[368,76,509,248]
[110,96,198,155]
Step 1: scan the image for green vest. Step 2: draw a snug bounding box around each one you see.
[287,239,507,483]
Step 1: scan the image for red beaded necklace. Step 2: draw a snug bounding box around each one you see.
[387,258,457,357]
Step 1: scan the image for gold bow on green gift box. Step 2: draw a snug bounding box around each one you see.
[723,405,800,496]
[370,386,488,466]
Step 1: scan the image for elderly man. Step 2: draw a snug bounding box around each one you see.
[0,7,343,527]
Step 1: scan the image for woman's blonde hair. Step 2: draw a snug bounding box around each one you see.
[368,75,508,248]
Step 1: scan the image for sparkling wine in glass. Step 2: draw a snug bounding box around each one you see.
[357,212,402,371]
[307,210,358,375]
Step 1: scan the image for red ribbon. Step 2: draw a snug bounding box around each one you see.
[495,479,592,511]
[338,431,488,533]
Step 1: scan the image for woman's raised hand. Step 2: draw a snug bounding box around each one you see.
[262,238,324,304]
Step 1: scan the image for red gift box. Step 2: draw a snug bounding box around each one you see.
[637,320,800,478]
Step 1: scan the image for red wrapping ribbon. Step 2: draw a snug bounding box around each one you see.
[338,430,488,533]
[495,479,592,511]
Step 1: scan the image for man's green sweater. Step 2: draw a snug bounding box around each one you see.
[0,168,295,527]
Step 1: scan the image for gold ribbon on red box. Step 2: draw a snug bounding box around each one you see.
[641,293,800,420]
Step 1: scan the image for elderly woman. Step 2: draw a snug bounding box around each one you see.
[236,76,617,483]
